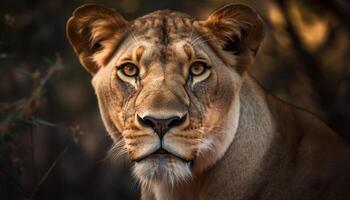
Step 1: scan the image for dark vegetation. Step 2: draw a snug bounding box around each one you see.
[0,0,349,199]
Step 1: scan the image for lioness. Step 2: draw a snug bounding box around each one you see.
[66,3,350,200]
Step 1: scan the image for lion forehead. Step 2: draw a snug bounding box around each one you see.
[131,10,195,42]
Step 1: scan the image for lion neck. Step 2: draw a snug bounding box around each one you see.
[145,74,281,200]
[202,74,278,199]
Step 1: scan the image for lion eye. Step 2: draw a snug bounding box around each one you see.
[120,63,139,77]
[190,62,208,76]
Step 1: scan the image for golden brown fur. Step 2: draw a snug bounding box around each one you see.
[66,3,350,200]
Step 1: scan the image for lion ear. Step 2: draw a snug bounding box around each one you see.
[204,4,264,57]
[66,4,128,74]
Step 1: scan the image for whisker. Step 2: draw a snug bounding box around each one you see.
[190,35,203,46]
[126,26,139,44]
[194,37,217,46]
[192,34,217,47]
[188,24,195,43]
[105,136,129,164]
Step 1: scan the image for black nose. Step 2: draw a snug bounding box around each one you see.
[137,115,187,138]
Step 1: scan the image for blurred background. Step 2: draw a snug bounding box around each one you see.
[0,0,349,199]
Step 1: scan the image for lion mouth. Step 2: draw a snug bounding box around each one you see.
[154,148,168,154]
[135,148,192,163]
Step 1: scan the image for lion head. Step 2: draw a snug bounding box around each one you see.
[66,3,264,187]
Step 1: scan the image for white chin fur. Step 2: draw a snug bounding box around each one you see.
[133,156,192,188]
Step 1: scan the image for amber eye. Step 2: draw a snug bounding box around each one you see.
[120,63,139,77]
[190,62,208,76]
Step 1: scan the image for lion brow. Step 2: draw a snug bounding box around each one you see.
[183,43,193,61]
[134,46,145,62]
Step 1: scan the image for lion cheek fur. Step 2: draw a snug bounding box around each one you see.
[194,94,241,173]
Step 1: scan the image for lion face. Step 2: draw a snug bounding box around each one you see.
[67,4,264,186]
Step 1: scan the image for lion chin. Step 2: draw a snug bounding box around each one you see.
[133,153,192,187]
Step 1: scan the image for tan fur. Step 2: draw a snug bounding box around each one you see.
[67,3,350,200]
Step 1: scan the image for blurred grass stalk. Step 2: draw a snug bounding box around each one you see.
[0,54,83,199]
[0,54,62,133]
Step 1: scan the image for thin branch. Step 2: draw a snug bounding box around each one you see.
[28,139,74,200]
[29,120,38,186]
[28,125,82,200]
[0,168,27,197]
[0,55,63,134]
